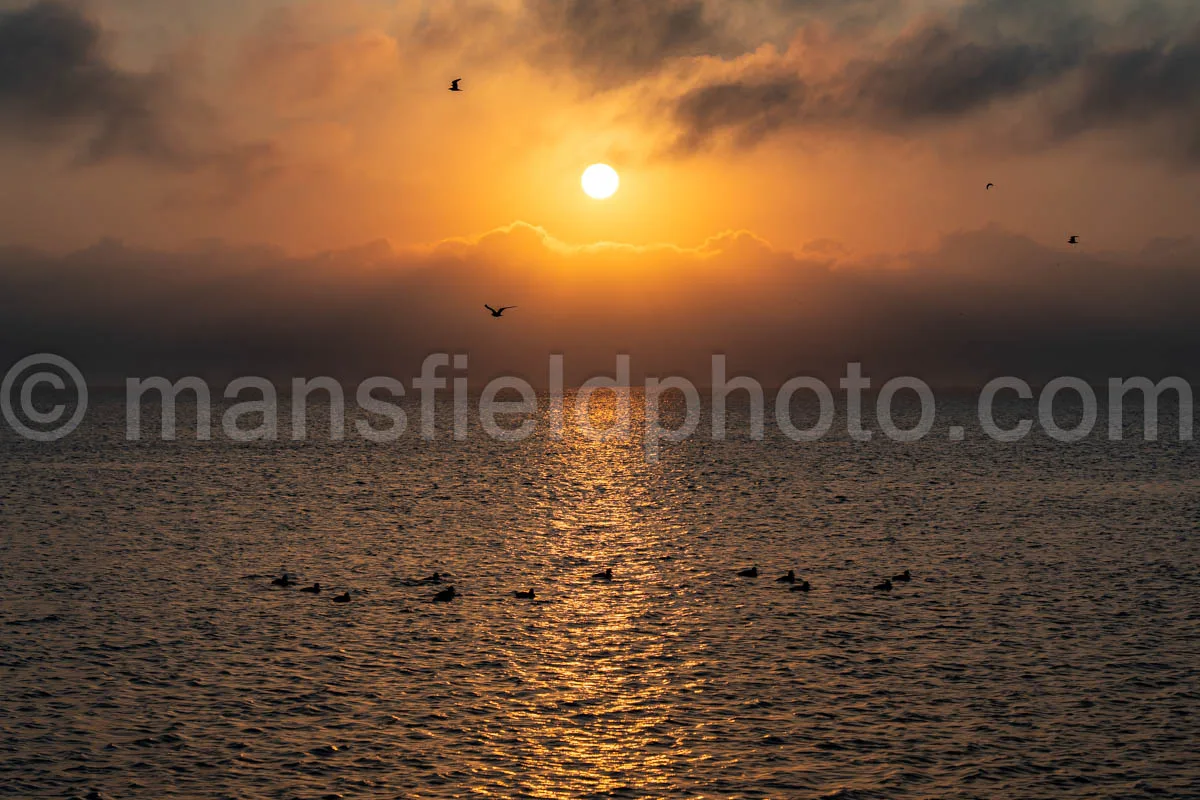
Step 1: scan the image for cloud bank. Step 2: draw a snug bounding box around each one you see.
[2,224,1198,388]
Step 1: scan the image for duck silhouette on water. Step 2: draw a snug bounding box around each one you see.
[513,588,535,600]
[299,583,321,594]
[592,568,613,582]
[271,573,293,587]
[790,580,812,592]
[432,586,457,602]
[332,592,352,603]
[738,566,759,578]
[776,570,796,583]
[892,569,912,582]
[874,579,894,592]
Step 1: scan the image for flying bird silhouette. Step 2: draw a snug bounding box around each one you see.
[449,78,462,92]
[1068,235,1079,245]
[986,183,994,190]
[485,305,516,317]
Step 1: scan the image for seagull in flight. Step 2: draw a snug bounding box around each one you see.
[1068,235,1079,245]
[485,305,516,317]
[449,78,463,92]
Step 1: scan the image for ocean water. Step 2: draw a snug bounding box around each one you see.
[2,395,1198,799]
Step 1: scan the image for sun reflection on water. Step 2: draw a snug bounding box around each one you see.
[487,394,695,797]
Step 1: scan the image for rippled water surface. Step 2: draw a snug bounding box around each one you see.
[2,398,1199,799]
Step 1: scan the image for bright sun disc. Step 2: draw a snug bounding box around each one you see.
[582,163,619,199]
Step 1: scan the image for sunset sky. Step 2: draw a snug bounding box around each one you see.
[2,0,1199,384]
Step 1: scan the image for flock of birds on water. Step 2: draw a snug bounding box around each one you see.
[248,566,915,603]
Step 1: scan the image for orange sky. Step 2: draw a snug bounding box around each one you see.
[1,0,1198,258]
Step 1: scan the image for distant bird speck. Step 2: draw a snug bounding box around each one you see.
[592,568,613,581]
[433,586,457,602]
[486,305,516,317]
[874,579,894,592]
[513,589,535,600]
[332,592,352,603]
[1068,235,1079,245]
[449,78,462,92]
[738,566,759,578]
[986,183,994,190]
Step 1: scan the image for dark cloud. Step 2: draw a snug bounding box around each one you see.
[851,23,1089,121]
[673,77,809,151]
[0,1,276,178]
[1048,31,1200,156]
[528,0,723,86]
[670,9,1094,151]
[3,225,1200,388]
[669,1,1200,163]
[773,0,904,31]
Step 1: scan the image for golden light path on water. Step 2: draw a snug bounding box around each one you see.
[492,397,692,797]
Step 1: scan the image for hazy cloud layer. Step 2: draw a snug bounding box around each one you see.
[0,1,275,178]
[2,224,1199,387]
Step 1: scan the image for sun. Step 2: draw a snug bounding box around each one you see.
[582,163,619,200]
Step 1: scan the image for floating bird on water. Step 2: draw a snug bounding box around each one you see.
[449,78,462,92]
[776,570,796,584]
[1068,235,1079,245]
[432,586,457,602]
[738,566,759,578]
[592,568,613,581]
[513,588,536,600]
[892,569,912,583]
[874,579,894,592]
[271,573,292,587]
[485,305,516,317]
[300,583,322,594]
[791,581,812,592]
[332,592,352,603]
